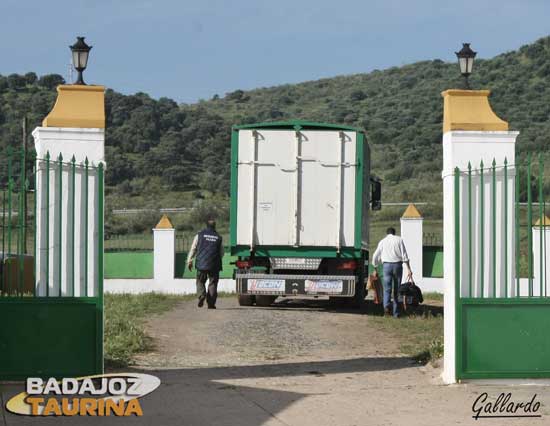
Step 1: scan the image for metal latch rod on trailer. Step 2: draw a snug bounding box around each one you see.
[294,129,302,247]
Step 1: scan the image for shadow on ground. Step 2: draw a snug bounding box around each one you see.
[223,298,444,317]
[1,356,416,426]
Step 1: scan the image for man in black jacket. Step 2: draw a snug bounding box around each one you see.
[187,219,224,309]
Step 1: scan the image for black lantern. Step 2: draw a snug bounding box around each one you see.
[69,37,92,85]
[455,43,477,89]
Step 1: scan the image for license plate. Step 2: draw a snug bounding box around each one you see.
[305,280,343,294]
[285,258,305,265]
[248,279,285,292]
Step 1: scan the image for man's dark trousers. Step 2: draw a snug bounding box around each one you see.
[196,270,220,307]
[382,262,403,317]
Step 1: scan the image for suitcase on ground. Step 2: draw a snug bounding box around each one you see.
[397,281,423,311]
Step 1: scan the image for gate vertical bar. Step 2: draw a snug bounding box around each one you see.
[57,154,62,296]
[16,187,20,295]
[544,192,548,297]
[454,167,462,379]
[7,148,12,294]
[84,157,89,297]
[504,158,508,298]
[545,198,548,297]
[527,154,533,296]
[7,182,12,295]
[515,164,520,296]
[468,162,472,297]
[33,154,37,297]
[45,152,50,297]
[491,158,500,297]
[539,154,543,297]
[71,156,76,296]
[1,190,5,293]
[97,162,104,373]
[480,160,485,298]
[18,196,24,295]
[22,116,27,254]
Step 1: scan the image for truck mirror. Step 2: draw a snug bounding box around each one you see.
[370,177,382,211]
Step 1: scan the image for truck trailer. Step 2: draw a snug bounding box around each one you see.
[230,121,381,308]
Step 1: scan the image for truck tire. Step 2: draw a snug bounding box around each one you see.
[238,294,255,306]
[349,281,367,312]
[255,295,277,307]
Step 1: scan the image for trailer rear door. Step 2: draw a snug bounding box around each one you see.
[236,129,357,249]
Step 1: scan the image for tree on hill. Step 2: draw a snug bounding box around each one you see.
[37,74,65,90]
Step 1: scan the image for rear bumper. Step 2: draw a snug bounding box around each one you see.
[236,273,356,297]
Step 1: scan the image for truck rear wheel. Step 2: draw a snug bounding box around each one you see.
[255,295,277,307]
[350,281,367,312]
[238,294,255,306]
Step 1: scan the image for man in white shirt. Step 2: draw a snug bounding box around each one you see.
[372,227,413,318]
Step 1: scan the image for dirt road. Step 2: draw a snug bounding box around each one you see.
[128,297,550,426]
[135,297,399,368]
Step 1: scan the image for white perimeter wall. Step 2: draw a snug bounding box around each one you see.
[105,278,236,295]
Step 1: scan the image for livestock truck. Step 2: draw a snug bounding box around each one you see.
[230,121,381,308]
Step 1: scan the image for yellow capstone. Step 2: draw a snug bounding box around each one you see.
[42,85,105,128]
[155,214,174,229]
[535,216,550,227]
[441,89,508,134]
[401,203,423,219]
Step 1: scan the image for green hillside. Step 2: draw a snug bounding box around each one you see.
[1,36,550,234]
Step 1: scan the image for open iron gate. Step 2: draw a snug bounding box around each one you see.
[0,147,104,380]
[454,154,550,379]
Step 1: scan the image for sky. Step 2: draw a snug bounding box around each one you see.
[1,0,549,103]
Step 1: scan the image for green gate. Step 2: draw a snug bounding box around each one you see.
[0,147,104,380]
[454,154,550,379]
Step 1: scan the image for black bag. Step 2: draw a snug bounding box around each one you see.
[397,281,423,310]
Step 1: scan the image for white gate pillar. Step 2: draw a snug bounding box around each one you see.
[400,204,423,281]
[441,89,519,384]
[533,216,550,297]
[32,85,105,297]
[153,215,176,283]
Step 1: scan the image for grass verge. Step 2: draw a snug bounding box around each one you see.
[422,292,443,301]
[368,295,444,365]
[104,293,193,367]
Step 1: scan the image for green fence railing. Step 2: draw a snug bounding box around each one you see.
[105,232,230,254]
[104,233,191,252]
[0,147,34,296]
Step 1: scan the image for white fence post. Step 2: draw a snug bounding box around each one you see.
[153,215,176,283]
[441,89,519,384]
[400,204,423,282]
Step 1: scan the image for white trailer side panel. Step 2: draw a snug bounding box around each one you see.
[236,129,356,248]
